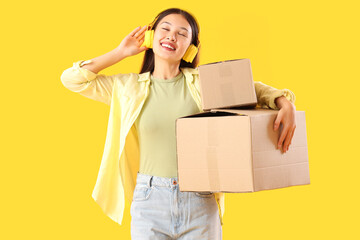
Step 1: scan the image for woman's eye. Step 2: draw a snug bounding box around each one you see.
[161,27,186,37]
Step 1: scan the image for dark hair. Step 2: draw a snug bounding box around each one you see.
[139,8,200,74]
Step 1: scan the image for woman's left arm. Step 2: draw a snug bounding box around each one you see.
[254,81,296,153]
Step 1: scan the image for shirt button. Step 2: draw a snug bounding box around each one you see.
[173,180,177,185]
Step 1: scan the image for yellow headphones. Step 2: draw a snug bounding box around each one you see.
[140,16,200,63]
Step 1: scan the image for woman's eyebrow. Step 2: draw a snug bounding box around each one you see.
[161,21,189,32]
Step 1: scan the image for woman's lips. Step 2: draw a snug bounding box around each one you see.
[160,42,176,51]
[161,45,175,51]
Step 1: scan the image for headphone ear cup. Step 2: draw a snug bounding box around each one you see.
[141,30,154,48]
[149,30,154,48]
[182,44,198,63]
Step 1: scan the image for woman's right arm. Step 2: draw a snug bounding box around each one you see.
[60,26,148,105]
[79,47,127,75]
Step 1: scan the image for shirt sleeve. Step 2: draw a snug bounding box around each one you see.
[254,81,296,110]
[60,60,127,106]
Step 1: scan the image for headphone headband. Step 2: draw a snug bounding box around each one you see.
[147,15,159,31]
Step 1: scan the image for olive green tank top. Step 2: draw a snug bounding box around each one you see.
[134,71,200,178]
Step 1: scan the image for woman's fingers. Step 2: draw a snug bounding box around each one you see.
[273,111,283,131]
[134,26,147,39]
[139,45,148,52]
[139,25,148,35]
[137,31,145,40]
[129,26,141,37]
[287,126,296,151]
[283,127,293,152]
[136,38,145,47]
[278,126,289,151]
[274,112,284,149]
[279,123,296,152]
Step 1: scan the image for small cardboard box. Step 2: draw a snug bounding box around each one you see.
[198,59,257,111]
[175,108,310,192]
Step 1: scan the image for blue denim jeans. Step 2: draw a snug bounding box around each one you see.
[130,172,222,240]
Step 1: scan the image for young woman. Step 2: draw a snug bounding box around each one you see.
[61,8,296,240]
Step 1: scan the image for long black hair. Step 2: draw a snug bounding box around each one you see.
[139,8,200,74]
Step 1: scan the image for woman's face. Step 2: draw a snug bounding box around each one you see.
[152,14,193,63]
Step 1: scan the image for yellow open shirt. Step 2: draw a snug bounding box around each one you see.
[60,59,295,226]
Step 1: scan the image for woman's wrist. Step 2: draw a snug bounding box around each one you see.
[112,47,128,62]
[275,96,291,109]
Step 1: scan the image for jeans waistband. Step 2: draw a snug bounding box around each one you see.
[136,172,179,188]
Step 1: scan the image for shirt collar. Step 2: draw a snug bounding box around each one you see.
[138,72,150,82]
[137,67,198,83]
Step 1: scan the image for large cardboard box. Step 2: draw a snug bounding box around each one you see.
[175,108,310,192]
[198,59,257,111]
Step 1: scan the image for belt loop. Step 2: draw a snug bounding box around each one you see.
[148,176,153,188]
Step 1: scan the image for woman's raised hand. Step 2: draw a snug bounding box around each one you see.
[116,26,148,58]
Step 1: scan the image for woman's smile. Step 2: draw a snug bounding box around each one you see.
[160,42,176,51]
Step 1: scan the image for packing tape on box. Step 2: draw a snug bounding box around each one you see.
[219,62,232,77]
[220,82,236,106]
[206,117,221,190]
[219,63,236,106]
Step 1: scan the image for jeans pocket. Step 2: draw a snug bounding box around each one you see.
[132,185,154,202]
[195,191,214,198]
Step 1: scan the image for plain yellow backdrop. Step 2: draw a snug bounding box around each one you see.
[1,0,359,239]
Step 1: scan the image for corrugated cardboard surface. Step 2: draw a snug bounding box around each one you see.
[198,59,257,111]
[250,111,310,191]
[176,109,310,193]
[176,113,254,192]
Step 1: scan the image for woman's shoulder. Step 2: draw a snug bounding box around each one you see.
[114,72,150,84]
[136,71,151,82]
[180,67,199,76]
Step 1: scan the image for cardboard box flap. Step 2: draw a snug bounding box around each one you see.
[210,108,279,116]
[200,58,249,66]
[178,111,239,119]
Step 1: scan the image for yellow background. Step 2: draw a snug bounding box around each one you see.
[1,0,359,239]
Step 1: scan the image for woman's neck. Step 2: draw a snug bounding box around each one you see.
[152,56,181,80]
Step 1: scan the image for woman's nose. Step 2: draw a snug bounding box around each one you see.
[166,34,176,42]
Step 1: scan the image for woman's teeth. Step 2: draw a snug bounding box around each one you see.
[161,43,175,50]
